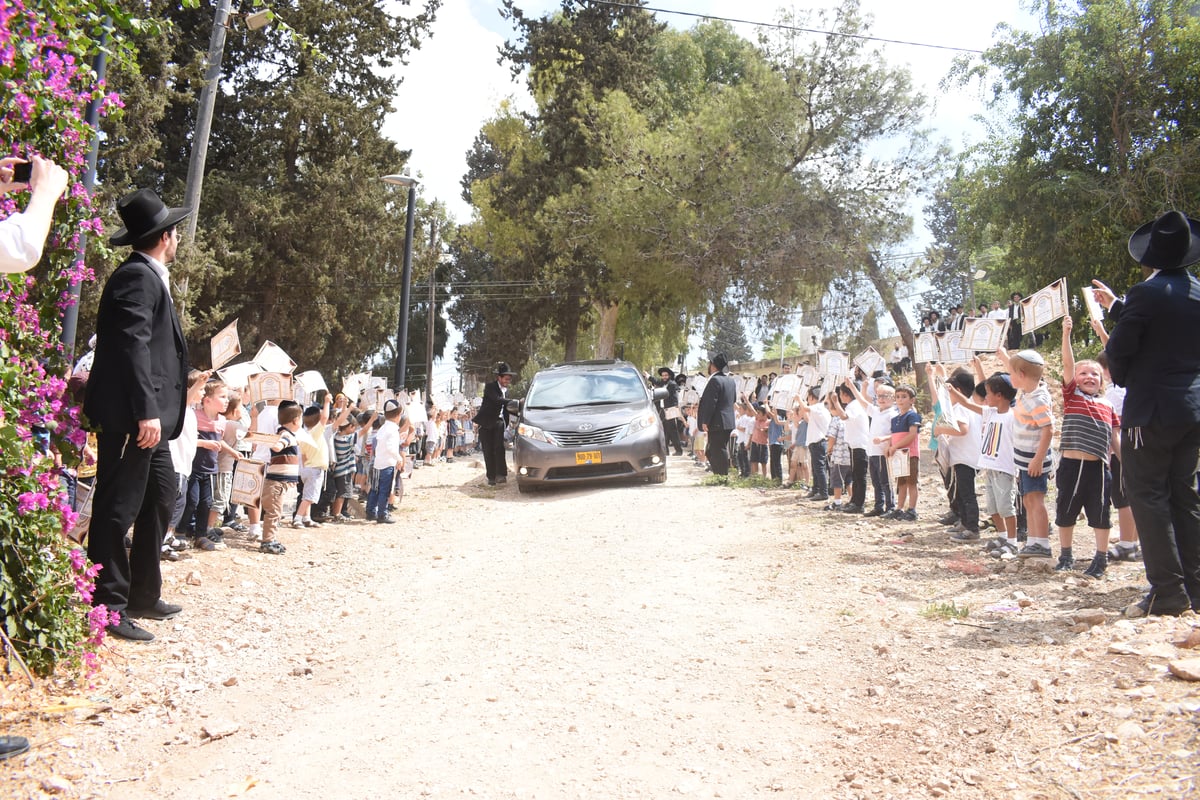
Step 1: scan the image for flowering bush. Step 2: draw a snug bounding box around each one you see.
[0,2,139,676]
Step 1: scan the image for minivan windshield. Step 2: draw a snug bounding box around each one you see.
[525,369,648,409]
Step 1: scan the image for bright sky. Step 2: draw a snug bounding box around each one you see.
[380,0,1034,385]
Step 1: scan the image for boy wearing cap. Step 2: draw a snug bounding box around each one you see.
[999,347,1056,558]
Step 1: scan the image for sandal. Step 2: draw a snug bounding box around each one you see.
[259,541,287,555]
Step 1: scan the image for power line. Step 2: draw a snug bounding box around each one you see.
[587,0,986,55]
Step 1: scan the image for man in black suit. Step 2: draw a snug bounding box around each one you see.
[83,189,191,641]
[697,352,737,476]
[474,362,516,486]
[1096,210,1200,617]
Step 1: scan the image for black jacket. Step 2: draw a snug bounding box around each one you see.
[698,371,737,431]
[473,379,509,429]
[1106,269,1200,428]
[83,253,188,439]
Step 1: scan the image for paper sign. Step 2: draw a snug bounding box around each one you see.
[961,318,1009,352]
[769,373,803,411]
[341,374,365,403]
[853,346,887,377]
[216,360,261,391]
[243,431,282,448]
[66,482,94,544]
[253,341,298,374]
[1020,278,1069,333]
[913,333,940,364]
[936,330,972,364]
[247,372,293,404]
[230,459,267,510]
[295,370,327,396]
[1082,287,1105,325]
[210,319,241,371]
[818,350,850,380]
[888,450,911,478]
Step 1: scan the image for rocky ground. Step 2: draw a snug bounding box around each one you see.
[2,454,1199,799]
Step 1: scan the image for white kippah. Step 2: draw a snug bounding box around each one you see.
[1014,349,1045,366]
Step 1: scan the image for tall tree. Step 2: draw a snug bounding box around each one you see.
[953,0,1200,298]
[91,0,441,379]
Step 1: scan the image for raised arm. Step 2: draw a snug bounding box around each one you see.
[1061,315,1076,383]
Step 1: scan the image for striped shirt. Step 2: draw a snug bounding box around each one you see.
[1012,384,1054,472]
[266,429,300,482]
[333,432,357,477]
[1060,379,1119,461]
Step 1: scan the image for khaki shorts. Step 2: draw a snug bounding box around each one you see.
[211,471,233,513]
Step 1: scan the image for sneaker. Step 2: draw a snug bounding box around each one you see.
[204,531,227,550]
[902,509,918,521]
[989,540,1019,558]
[105,617,154,642]
[1107,543,1142,562]
[863,507,884,518]
[1124,594,1192,618]
[193,535,217,551]
[328,516,344,525]
[1054,554,1075,572]
[884,509,905,520]
[1018,542,1052,559]
[259,540,287,555]
[166,535,189,551]
[950,530,981,543]
[228,522,249,533]
[376,514,395,524]
[303,519,323,529]
[160,548,181,562]
[982,536,1008,552]
[1082,553,1107,579]
[808,493,829,502]
[823,502,843,511]
[938,513,960,526]
[841,504,863,514]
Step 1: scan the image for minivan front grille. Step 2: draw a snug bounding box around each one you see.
[551,424,624,447]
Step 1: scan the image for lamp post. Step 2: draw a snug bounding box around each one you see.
[382,173,419,390]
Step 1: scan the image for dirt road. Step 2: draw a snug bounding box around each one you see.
[4,456,1199,799]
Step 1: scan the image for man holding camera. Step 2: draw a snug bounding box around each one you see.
[0,155,69,273]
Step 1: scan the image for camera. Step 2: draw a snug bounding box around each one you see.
[11,161,32,183]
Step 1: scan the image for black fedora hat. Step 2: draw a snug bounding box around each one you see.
[110,188,192,246]
[494,361,518,377]
[1127,210,1200,270]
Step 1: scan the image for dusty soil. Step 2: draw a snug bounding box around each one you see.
[3,454,1199,799]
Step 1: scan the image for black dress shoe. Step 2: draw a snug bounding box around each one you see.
[126,600,182,620]
[0,735,30,761]
[106,618,155,642]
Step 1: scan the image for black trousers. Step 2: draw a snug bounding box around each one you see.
[479,424,507,481]
[662,413,683,454]
[849,447,868,507]
[769,443,784,481]
[87,433,174,612]
[951,463,980,532]
[1121,422,1200,610]
[706,426,732,475]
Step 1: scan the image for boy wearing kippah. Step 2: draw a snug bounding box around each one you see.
[999,347,1056,558]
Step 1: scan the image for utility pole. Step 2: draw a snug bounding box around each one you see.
[424,215,439,406]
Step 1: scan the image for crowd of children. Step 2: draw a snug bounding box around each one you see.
[669,324,1153,582]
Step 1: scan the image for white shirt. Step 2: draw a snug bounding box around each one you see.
[373,420,402,469]
[987,308,1007,320]
[945,404,982,469]
[735,413,754,446]
[170,406,198,475]
[805,403,831,445]
[842,400,870,450]
[251,404,280,461]
[867,404,898,457]
[0,213,43,272]
[978,406,1016,475]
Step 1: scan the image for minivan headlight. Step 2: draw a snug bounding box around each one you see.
[518,422,556,445]
[619,411,660,440]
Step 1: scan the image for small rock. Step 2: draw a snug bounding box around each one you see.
[232,557,253,566]
[1167,657,1200,682]
[867,686,886,697]
[961,769,980,786]
[222,676,238,687]
[880,718,903,731]
[1071,609,1107,627]
[1172,628,1200,650]
[41,776,72,794]
[1115,721,1146,740]
[1114,675,1137,690]
[185,570,202,586]
[290,667,312,677]
[1109,704,1135,719]
[784,698,796,709]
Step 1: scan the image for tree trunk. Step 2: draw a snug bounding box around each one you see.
[562,321,579,362]
[594,301,620,358]
[862,252,929,403]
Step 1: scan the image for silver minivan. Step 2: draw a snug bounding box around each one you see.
[509,360,668,493]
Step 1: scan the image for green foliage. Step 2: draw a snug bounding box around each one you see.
[921,601,970,621]
[952,0,1200,297]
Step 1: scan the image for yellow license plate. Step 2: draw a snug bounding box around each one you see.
[575,451,602,465]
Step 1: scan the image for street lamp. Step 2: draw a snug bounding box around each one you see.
[382,173,419,391]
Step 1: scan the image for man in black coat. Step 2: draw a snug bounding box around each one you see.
[697,352,737,476]
[1097,210,1200,617]
[82,189,190,641]
[655,366,684,456]
[473,362,517,485]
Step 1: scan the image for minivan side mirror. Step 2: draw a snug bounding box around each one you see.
[505,399,522,415]
[652,387,668,401]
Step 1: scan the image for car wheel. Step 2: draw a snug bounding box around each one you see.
[648,469,667,484]
[517,480,539,494]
